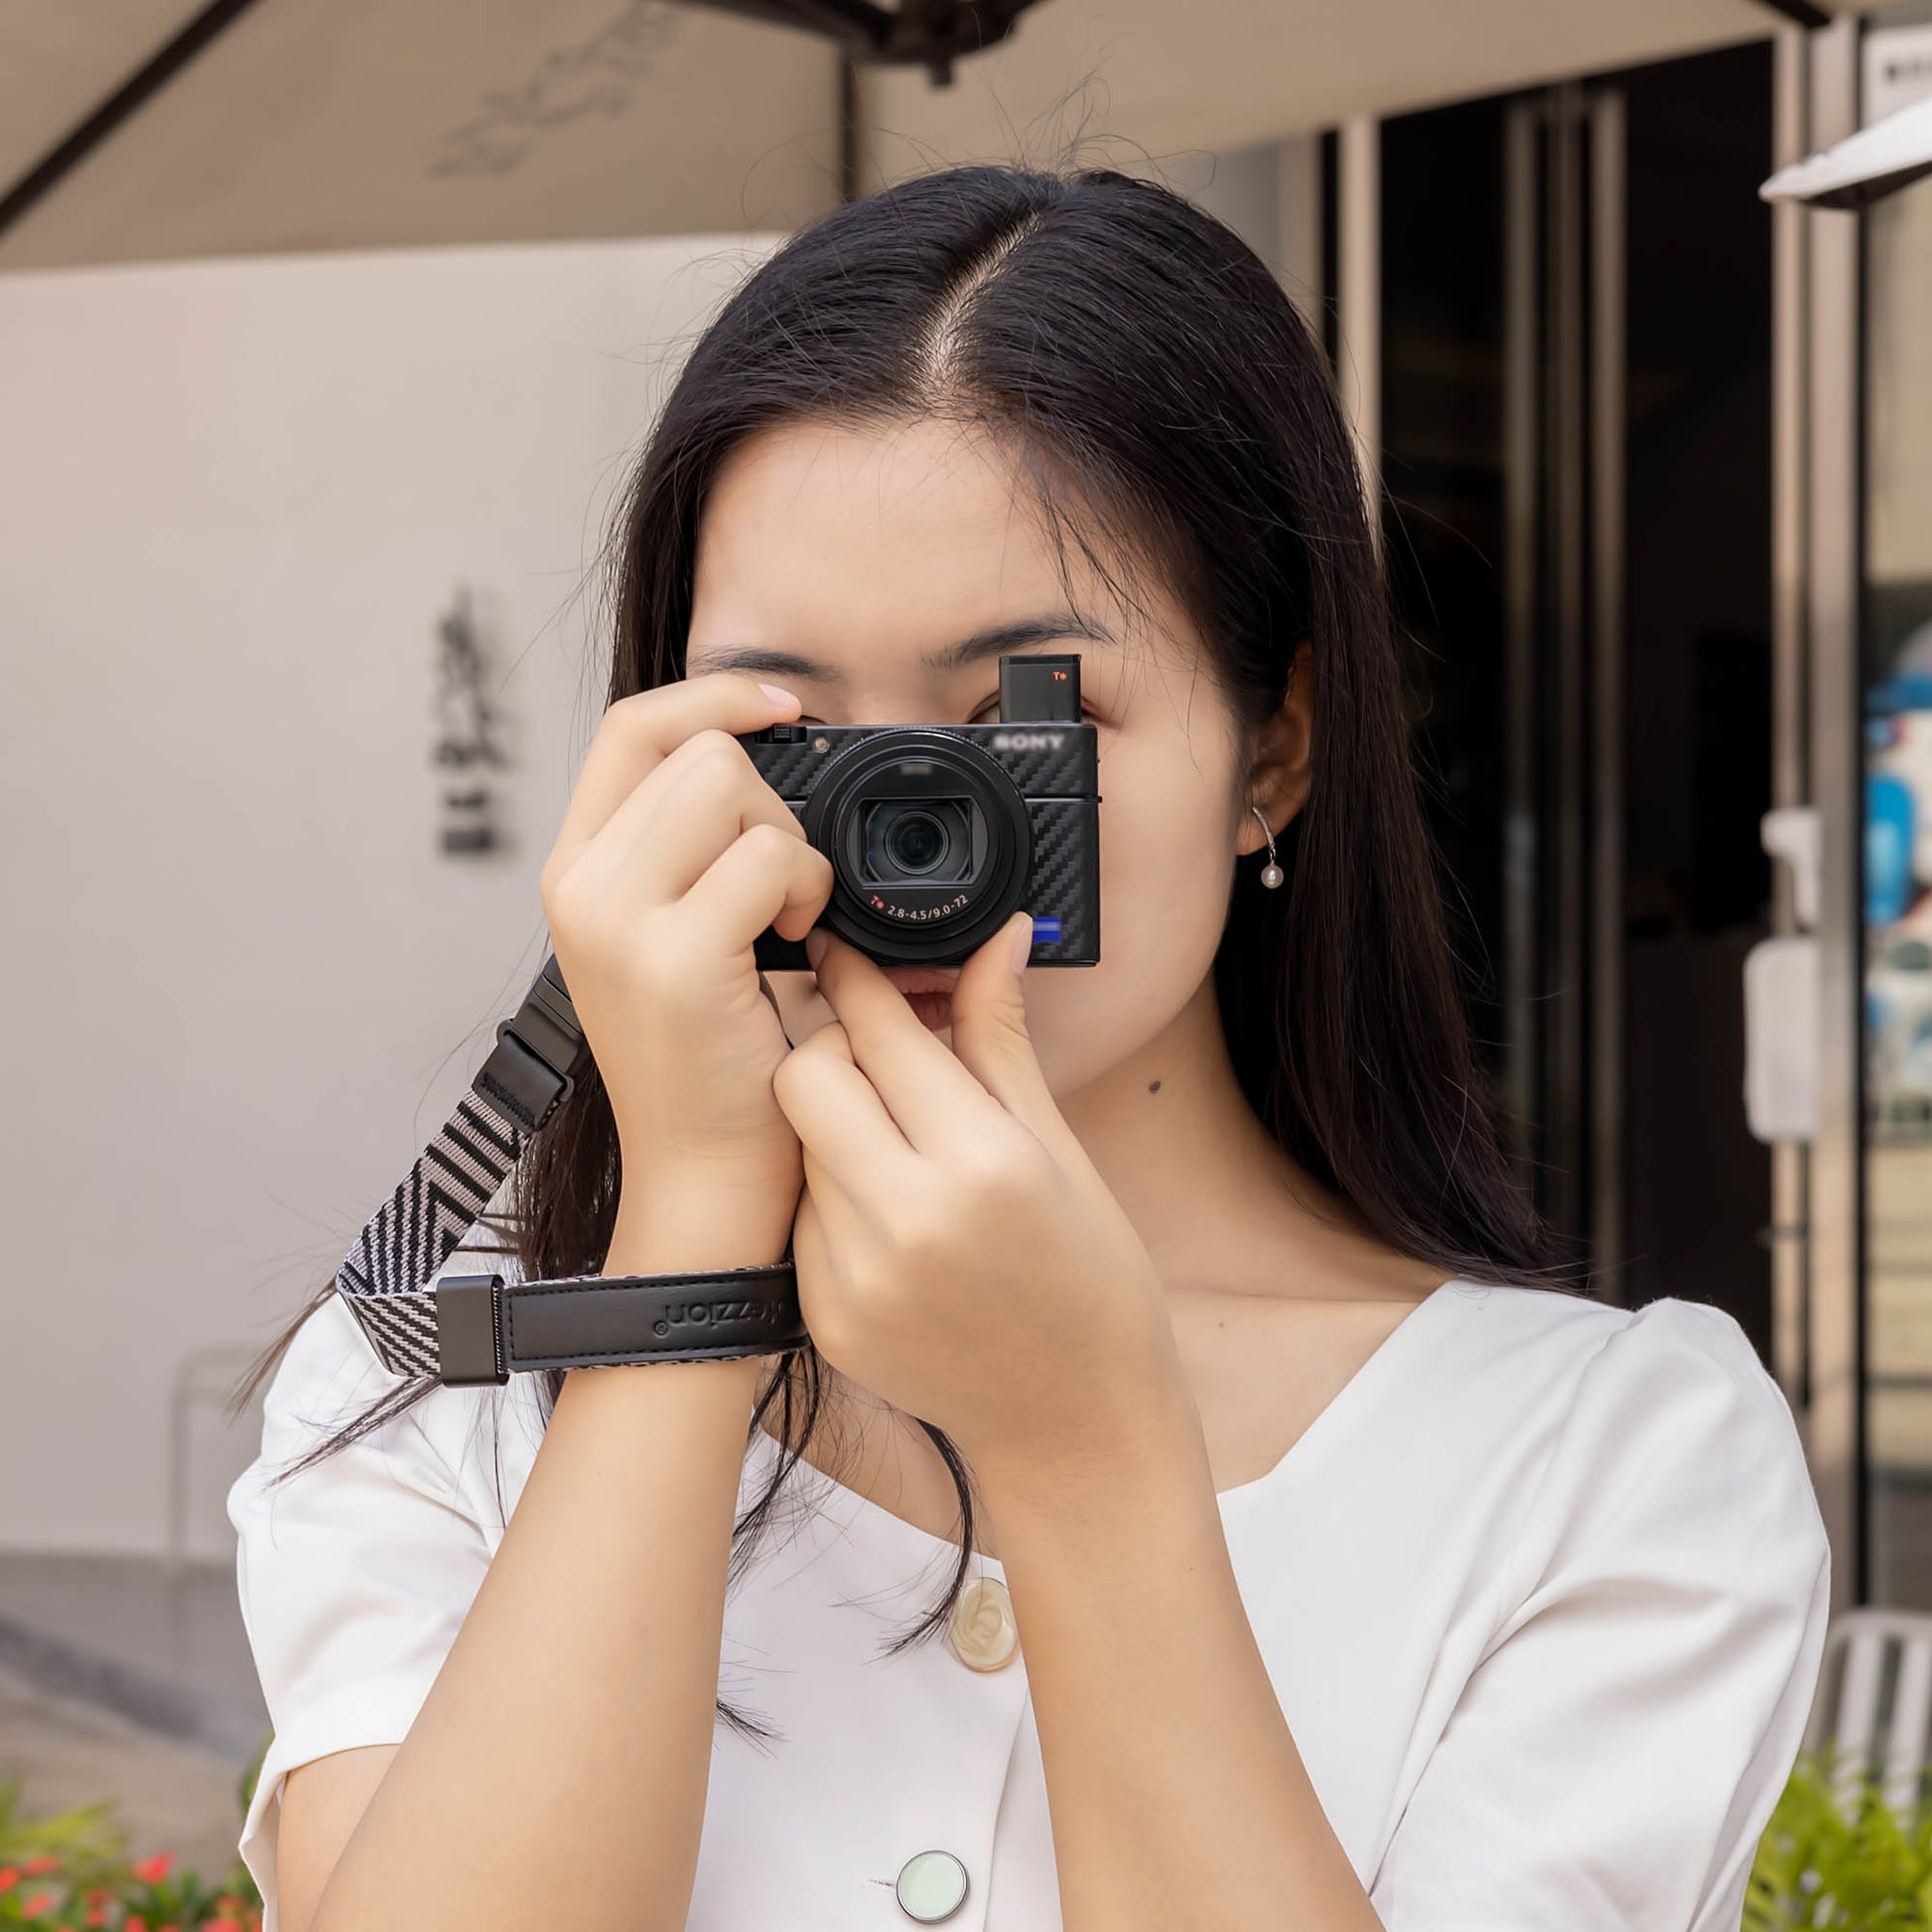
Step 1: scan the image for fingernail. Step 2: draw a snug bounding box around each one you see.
[758,681,799,709]
[1010,912,1034,973]
[805,928,828,968]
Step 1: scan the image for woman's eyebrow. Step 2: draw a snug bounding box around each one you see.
[689,613,1114,684]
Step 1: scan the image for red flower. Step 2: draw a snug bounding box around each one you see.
[129,1854,173,1885]
[0,1865,19,1890]
[124,1918,147,1932]
[22,1857,61,1876]
[20,1893,57,1916]
[206,1920,245,1932]
[83,1892,110,1908]
[83,1907,107,1927]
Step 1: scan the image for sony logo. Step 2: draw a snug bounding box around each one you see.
[991,730,1063,752]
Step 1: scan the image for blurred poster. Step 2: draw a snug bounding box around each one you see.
[1866,24,1932,126]
[1868,651,1932,1129]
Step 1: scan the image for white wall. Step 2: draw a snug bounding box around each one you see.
[1869,177,1932,589]
[0,232,777,1558]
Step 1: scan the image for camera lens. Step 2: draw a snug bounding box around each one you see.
[885,809,947,875]
[862,798,970,883]
[801,728,1035,963]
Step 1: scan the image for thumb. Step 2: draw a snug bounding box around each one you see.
[947,910,1063,1140]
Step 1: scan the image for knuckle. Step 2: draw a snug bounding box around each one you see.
[782,1027,839,1077]
[659,729,749,800]
[769,1046,810,1101]
[883,1199,951,1269]
[954,1138,1034,1210]
[686,726,745,767]
[604,688,663,739]
[741,819,795,862]
[538,859,581,925]
[538,841,581,895]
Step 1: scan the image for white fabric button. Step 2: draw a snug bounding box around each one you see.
[946,1575,1019,1672]
[897,1848,970,1922]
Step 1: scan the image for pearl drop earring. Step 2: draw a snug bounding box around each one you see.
[1251,804,1284,889]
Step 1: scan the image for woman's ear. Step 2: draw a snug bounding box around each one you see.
[1235,637,1314,856]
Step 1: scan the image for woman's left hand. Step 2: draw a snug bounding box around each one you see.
[769,912,1193,1493]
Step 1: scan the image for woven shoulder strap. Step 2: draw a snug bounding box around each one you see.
[335,957,589,1377]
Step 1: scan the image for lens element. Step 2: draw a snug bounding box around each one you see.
[862,798,970,884]
[885,809,946,874]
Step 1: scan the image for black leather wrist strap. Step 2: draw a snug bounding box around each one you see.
[334,953,805,1382]
[432,1264,807,1385]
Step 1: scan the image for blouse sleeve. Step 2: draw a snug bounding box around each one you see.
[1368,1296,1832,1932]
[226,1292,497,1928]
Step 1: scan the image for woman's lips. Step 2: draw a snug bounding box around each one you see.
[880,964,960,1034]
[880,964,962,997]
[901,989,954,1034]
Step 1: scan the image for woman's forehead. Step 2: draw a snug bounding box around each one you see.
[688,417,1195,683]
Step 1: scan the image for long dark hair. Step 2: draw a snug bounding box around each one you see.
[237,161,1566,1741]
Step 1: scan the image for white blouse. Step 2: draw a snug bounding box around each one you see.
[228,1274,1832,1931]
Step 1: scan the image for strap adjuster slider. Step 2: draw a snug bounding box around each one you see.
[435,1273,507,1386]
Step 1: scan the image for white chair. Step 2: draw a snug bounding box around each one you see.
[1802,1604,1932,1817]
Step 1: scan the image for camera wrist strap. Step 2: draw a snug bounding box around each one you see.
[334,954,806,1385]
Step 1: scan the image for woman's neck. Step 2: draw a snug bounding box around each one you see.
[1056,974,1444,1307]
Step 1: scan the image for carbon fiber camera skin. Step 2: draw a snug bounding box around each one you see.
[738,656,1100,971]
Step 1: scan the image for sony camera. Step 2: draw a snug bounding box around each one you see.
[738,652,1101,970]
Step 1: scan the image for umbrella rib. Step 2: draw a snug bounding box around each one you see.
[1745,0,1834,29]
[679,0,897,58]
[0,0,274,243]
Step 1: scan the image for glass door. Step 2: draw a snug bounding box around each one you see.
[1378,41,1779,1342]
[1862,5,1932,1609]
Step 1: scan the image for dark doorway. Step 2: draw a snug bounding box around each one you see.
[1379,38,1777,1349]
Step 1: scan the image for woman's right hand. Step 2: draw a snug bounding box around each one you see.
[537,673,833,1237]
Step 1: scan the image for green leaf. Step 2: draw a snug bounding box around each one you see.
[1748,1744,1932,1925]
[0,1778,130,1886]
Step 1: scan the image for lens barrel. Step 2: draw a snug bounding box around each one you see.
[799,727,1033,965]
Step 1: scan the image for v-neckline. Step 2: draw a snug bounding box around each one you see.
[751,1278,1469,1575]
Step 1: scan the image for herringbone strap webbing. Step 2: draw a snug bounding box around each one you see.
[336,956,587,1378]
[336,1088,531,1377]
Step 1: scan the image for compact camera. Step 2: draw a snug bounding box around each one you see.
[739,652,1101,970]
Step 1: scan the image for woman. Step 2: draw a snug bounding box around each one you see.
[228,163,1831,1932]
